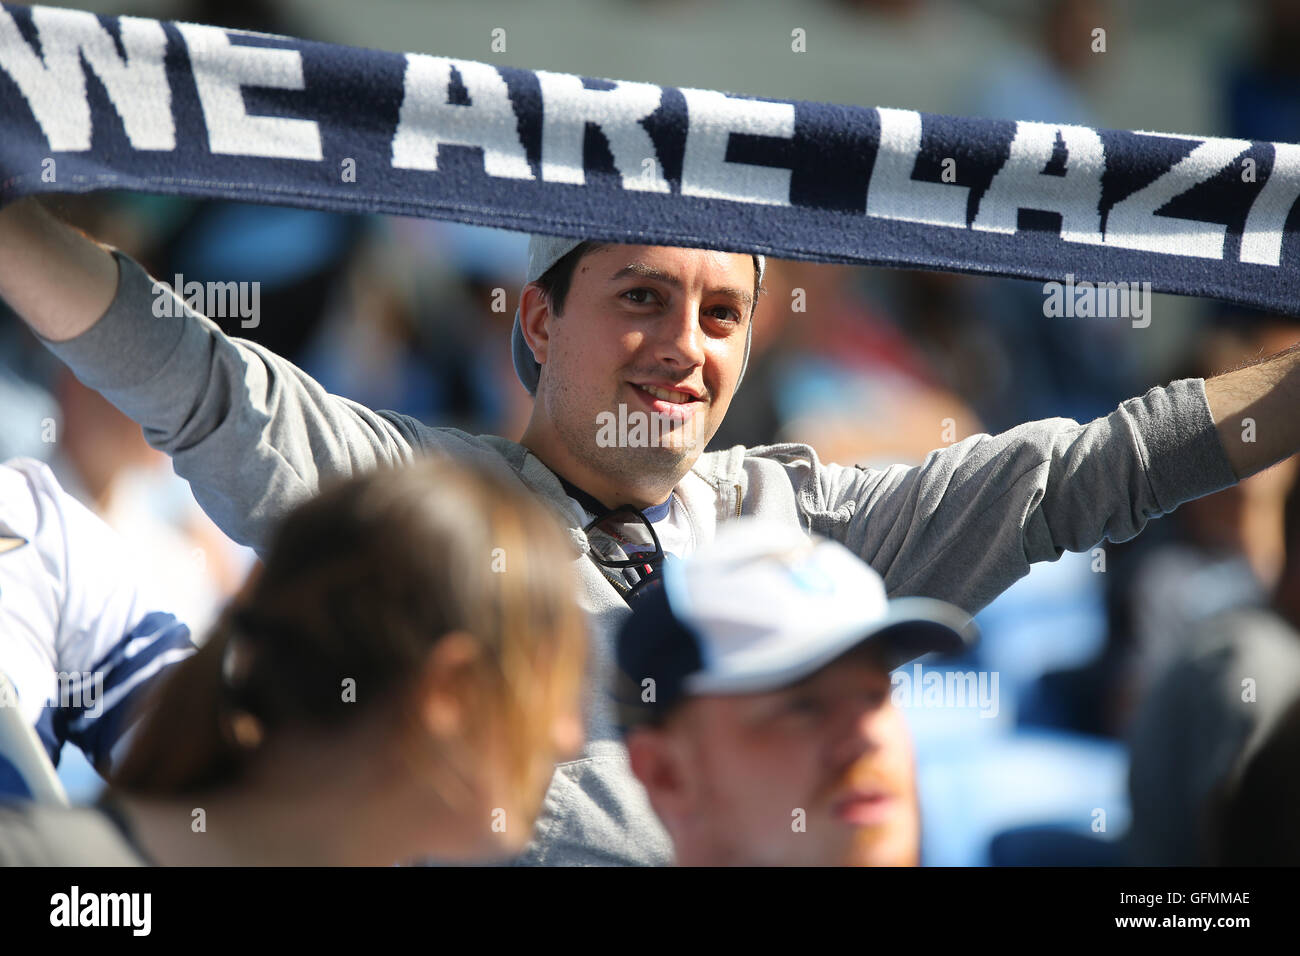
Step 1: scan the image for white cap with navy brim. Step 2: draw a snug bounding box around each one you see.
[613,519,977,727]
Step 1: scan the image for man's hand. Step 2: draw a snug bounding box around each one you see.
[1205,340,1300,480]
[0,197,119,342]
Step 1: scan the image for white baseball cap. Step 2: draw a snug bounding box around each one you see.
[613,519,977,729]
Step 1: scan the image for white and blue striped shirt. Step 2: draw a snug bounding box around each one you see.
[0,458,195,799]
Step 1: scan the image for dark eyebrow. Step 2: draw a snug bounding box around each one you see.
[610,262,754,311]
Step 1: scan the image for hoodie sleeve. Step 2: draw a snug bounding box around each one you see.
[36,250,429,554]
[813,378,1239,615]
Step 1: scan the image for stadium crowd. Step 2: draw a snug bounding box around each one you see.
[3,0,1300,866]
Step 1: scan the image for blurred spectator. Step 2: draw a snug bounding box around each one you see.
[0,349,57,462]
[977,0,1109,129]
[1211,692,1300,866]
[0,458,195,799]
[968,0,1142,430]
[298,219,532,439]
[709,258,982,463]
[1221,0,1300,143]
[1004,314,1300,744]
[159,200,366,363]
[1125,417,1300,865]
[829,0,927,19]
[1118,315,1300,721]
[0,458,588,866]
[177,0,302,37]
[49,368,254,634]
[0,196,256,634]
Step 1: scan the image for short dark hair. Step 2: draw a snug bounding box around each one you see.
[531,242,610,317]
[532,242,763,318]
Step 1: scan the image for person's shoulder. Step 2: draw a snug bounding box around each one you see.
[699,442,826,474]
[376,418,523,463]
[1200,606,1300,672]
[691,444,858,507]
[0,455,56,487]
[0,455,55,509]
[0,800,148,866]
[0,456,68,551]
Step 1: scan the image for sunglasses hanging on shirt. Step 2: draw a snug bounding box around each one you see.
[558,477,667,607]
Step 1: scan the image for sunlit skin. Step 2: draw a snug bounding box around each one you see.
[416,634,586,861]
[518,245,757,510]
[626,643,921,866]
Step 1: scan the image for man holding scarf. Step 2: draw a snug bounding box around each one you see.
[0,194,1295,864]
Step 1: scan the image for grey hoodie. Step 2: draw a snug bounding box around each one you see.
[41,250,1240,865]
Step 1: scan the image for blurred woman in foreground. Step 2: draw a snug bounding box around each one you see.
[0,458,587,865]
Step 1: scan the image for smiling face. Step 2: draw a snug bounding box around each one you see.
[627,642,921,867]
[518,244,756,508]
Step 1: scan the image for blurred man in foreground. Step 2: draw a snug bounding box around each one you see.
[616,520,975,865]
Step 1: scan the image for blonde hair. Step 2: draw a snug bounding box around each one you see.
[111,458,586,812]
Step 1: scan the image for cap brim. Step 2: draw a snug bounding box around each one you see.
[683,595,977,697]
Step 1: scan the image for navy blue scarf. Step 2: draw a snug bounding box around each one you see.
[1,3,1298,313]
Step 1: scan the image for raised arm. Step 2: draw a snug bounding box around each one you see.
[0,197,425,553]
[0,197,118,341]
[817,377,1240,615]
[1204,341,1300,480]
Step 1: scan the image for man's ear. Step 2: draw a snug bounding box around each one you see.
[518,282,553,367]
[626,726,694,831]
[415,631,484,740]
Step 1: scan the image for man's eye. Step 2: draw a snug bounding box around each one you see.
[708,307,741,324]
[852,690,888,714]
[786,695,823,717]
[621,288,657,305]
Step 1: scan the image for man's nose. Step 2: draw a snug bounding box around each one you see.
[652,301,706,369]
[828,695,890,768]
